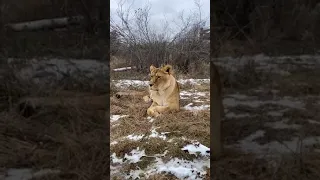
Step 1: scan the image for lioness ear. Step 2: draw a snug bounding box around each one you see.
[162,65,173,74]
[150,65,156,72]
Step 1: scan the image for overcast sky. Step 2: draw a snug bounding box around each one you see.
[110,0,210,34]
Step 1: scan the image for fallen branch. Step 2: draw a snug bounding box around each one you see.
[113,66,136,72]
[5,16,84,31]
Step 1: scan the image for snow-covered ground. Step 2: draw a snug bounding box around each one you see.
[110,78,211,179]
[111,144,210,179]
[3,55,319,179]
[110,54,320,178]
[0,168,61,180]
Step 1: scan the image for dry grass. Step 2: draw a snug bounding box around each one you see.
[213,148,320,180]
[110,61,210,179]
[2,54,319,179]
[0,65,109,179]
[214,57,320,180]
[110,86,210,178]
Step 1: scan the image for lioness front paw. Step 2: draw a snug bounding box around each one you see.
[147,107,160,117]
[143,95,151,103]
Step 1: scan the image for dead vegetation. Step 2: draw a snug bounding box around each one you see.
[110,74,211,178]
[213,0,320,57]
[110,3,211,177]
[110,0,210,76]
[212,1,320,169]
[0,64,109,179]
[213,149,320,180]
[212,56,320,179]
[0,0,108,59]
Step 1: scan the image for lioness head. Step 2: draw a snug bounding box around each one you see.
[148,64,175,91]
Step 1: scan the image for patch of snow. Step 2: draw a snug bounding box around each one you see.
[228,94,250,100]
[194,100,204,103]
[181,142,210,157]
[0,168,61,180]
[225,112,252,118]
[111,141,118,145]
[245,130,266,141]
[161,132,171,135]
[253,89,279,94]
[110,115,128,122]
[155,158,209,180]
[308,119,320,125]
[112,127,168,144]
[180,91,194,97]
[267,111,284,117]
[126,157,209,180]
[178,79,210,85]
[232,130,320,155]
[215,54,320,64]
[124,148,146,163]
[264,118,301,129]
[10,58,108,83]
[180,91,207,100]
[112,79,210,89]
[167,136,189,143]
[184,103,210,111]
[126,169,144,180]
[113,67,133,71]
[215,54,320,73]
[147,116,155,123]
[111,153,124,164]
[223,97,305,109]
[127,134,145,141]
[111,147,146,164]
[154,157,207,180]
[149,128,167,140]
[112,80,148,88]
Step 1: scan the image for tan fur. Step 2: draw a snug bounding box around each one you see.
[143,64,180,117]
[211,62,224,159]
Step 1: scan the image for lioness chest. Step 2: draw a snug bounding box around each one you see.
[150,90,169,106]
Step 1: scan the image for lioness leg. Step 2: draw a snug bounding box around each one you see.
[146,101,159,117]
[153,106,170,114]
[147,105,172,117]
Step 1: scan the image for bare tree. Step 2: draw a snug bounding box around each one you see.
[110,0,210,73]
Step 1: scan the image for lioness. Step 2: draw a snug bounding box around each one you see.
[143,64,180,117]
